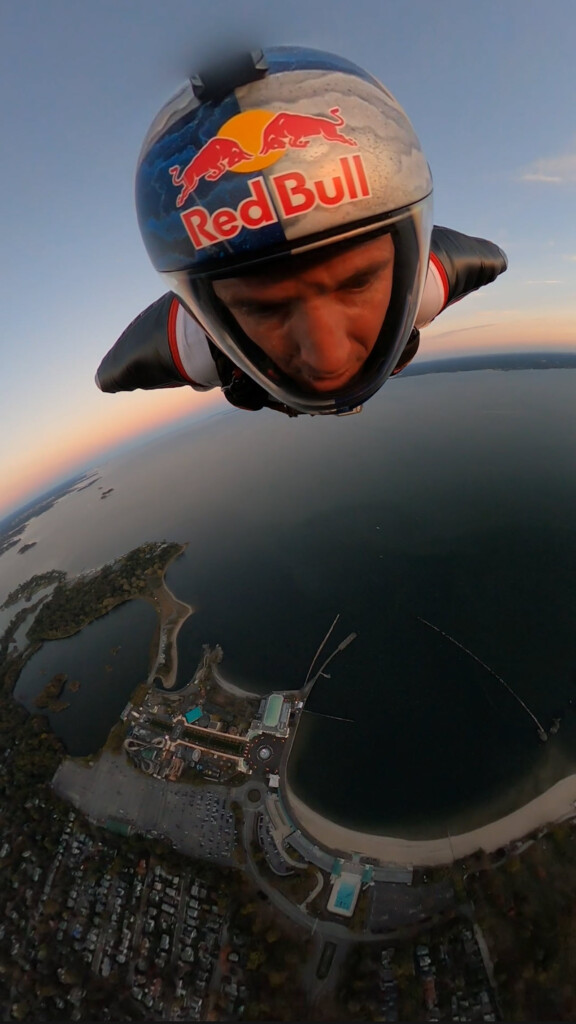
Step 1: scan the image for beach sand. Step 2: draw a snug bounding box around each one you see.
[146,577,193,690]
[211,665,261,700]
[283,774,576,866]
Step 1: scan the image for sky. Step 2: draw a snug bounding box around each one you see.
[1,0,575,518]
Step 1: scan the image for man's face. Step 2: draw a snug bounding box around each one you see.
[212,234,395,393]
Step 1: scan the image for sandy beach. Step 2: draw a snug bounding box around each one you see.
[145,553,194,689]
[211,665,262,700]
[283,774,576,867]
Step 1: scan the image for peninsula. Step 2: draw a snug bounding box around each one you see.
[0,540,190,700]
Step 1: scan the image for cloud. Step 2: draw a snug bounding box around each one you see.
[518,146,576,185]
[563,254,576,262]
[422,312,576,356]
[524,279,563,285]
[521,173,564,183]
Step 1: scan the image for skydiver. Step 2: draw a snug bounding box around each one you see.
[96,46,507,417]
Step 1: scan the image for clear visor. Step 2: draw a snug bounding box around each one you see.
[165,198,432,415]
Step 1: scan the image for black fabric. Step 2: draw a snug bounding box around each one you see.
[96,293,185,392]
[430,226,507,307]
[191,51,268,102]
[206,339,299,415]
[207,339,266,409]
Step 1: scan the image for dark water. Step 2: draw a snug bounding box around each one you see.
[14,600,157,756]
[4,355,576,834]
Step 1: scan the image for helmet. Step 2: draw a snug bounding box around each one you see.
[136,46,433,415]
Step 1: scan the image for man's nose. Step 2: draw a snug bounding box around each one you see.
[291,301,349,374]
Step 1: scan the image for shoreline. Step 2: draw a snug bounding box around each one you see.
[283,774,576,867]
[211,664,261,700]
[146,544,194,690]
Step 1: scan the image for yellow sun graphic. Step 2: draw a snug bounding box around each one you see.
[217,110,282,173]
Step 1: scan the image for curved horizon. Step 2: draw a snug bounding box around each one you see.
[4,341,575,523]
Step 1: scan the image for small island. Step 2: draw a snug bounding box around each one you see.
[75,475,99,492]
[18,542,37,555]
[34,673,70,713]
[0,471,96,559]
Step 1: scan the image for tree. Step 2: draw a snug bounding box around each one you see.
[268,969,288,987]
[10,1002,31,1021]
[247,949,266,971]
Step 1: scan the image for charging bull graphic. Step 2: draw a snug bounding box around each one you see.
[168,107,359,211]
[259,107,357,154]
[169,137,253,207]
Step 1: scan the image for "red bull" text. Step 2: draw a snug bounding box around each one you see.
[180,154,371,250]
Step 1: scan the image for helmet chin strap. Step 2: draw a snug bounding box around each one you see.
[208,325,421,416]
[391,327,420,376]
[206,338,294,414]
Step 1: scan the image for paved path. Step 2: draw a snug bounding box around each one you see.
[300,868,324,910]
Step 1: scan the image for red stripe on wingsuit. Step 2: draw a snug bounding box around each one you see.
[167,298,201,385]
[429,252,450,308]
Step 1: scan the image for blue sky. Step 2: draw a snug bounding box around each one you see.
[1,0,575,515]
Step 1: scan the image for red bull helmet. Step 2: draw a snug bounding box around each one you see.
[136,46,433,414]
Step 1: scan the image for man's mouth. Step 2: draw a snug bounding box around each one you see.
[302,369,354,391]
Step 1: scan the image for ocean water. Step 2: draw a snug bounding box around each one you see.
[3,355,576,834]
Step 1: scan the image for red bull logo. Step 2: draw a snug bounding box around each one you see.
[169,107,371,250]
[169,138,253,207]
[258,107,357,155]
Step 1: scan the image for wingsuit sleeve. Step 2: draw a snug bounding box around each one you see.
[415,226,508,328]
[95,293,219,393]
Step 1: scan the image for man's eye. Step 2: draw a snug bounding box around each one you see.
[240,304,285,320]
[342,273,376,293]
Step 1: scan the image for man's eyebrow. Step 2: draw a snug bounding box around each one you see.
[216,255,391,307]
[335,259,390,288]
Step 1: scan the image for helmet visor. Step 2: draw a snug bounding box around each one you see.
[166,198,432,414]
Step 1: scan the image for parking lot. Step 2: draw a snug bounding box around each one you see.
[369,876,455,932]
[53,751,237,864]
